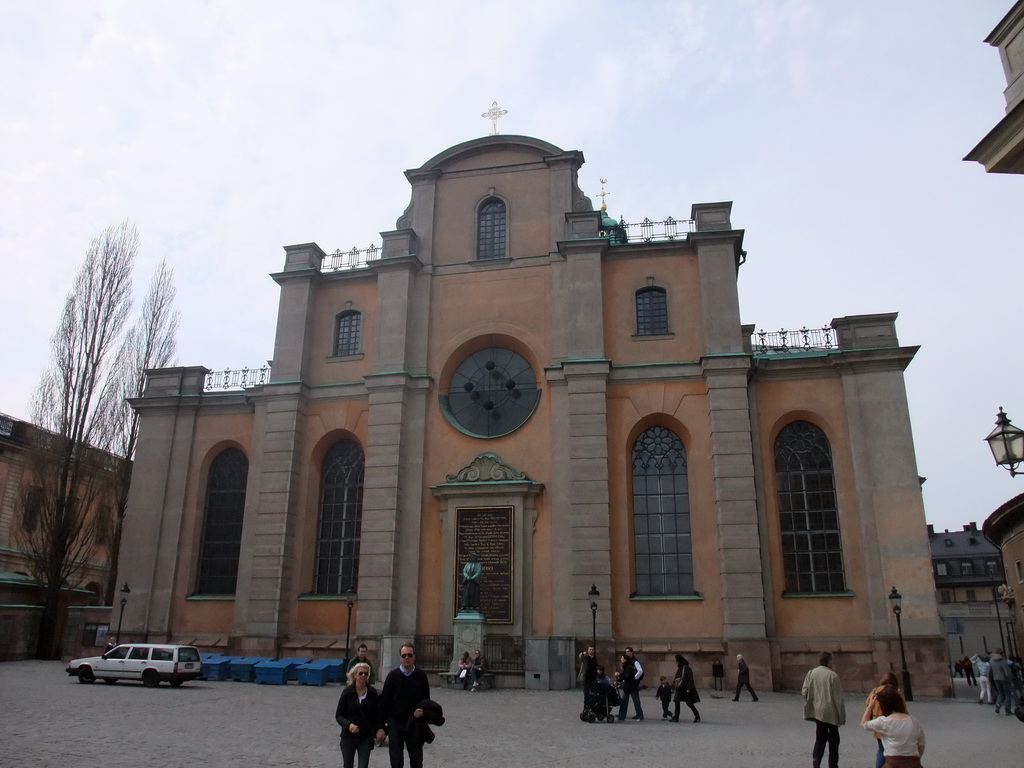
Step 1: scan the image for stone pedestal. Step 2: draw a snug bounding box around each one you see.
[451,612,485,671]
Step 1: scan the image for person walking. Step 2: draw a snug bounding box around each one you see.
[989,648,1013,715]
[861,685,925,768]
[616,647,645,721]
[579,646,598,703]
[962,656,976,686]
[802,651,845,768]
[864,672,906,768]
[379,643,431,768]
[670,654,701,723]
[971,653,993,704]
[347,644,377,686]
[336,662,384,768]
[733,653,759,702]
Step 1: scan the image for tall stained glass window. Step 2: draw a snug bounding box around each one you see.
[315,439,365,595]
[196,448,248,594]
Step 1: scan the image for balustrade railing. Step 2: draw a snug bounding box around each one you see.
[750,326,837,355]
[323,244,382,272]
[482,635,526,673]
[611,216,695,244]
[203,365,271,391]
[414,634,454,672]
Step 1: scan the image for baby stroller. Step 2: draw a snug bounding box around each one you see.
[580,678,620,723]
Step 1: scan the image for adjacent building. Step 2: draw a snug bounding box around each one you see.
[983,496,1024,659]
[118,133,946,693]
[927,522,1009,659]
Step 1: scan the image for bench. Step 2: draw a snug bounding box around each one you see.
[438,671,494,689]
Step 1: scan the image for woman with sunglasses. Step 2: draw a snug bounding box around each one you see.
[336,662,384,768]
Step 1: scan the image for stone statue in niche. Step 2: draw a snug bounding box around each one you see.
[460,553,483,612]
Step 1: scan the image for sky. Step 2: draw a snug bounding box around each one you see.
[1,1,1021,535]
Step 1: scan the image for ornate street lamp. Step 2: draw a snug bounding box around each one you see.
[588,584,600,652]
[116,582,130,645]
[887,587,914,701]
[984,407,1024,476]
[343,585,357,674]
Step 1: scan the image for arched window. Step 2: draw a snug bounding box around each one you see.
[631,426,692,595]
[196,448,248,595]
[335,311,361,357]
[477,198,507,260]
[635,287,668,335]
[315,439,365,595]
[774,421,845,593]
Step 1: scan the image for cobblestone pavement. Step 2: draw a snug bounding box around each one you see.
[1,661,1019,768]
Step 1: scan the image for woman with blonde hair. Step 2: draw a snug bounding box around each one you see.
[335,662,384,768]
[861,685,925,768]
[865,673,906,768]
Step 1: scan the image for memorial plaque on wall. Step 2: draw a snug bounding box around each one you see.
[455,506,514,624]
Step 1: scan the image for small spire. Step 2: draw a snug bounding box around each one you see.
[481,101,508,135]
[597,178,610,211]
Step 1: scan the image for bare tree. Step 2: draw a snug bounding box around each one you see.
[98,259,179,604]
[16,221,136,658]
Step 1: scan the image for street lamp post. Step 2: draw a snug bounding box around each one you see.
[343,587,356,673]
[999,584,1018,658]
[588,584,599,652]
[116,583,130,645]
[993,586,1007,653]
[888,587,914,702]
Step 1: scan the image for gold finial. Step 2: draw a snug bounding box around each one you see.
[597,178,610,211]
[481,101,508,135]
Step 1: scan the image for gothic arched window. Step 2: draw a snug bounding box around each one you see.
[196,448,248,594]
[774,421,846,593]
[315,439,365,595]
[631,426,692,595]
[335,311,361,357]
[635,287,668,335]
[477,198,507,260]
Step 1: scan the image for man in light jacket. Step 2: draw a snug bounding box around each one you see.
[802,651,845,768]
[989,648,1013,715]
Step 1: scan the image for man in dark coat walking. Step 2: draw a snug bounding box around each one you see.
[379,643,432,768]
[733,653,759,702]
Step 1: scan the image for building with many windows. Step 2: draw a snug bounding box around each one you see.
[928,522,1009,660]
[117,134,946,693]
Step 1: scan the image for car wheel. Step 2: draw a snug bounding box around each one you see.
[142,669,161,688]
[77,667,95,684]
[169,680,184,687]
[103,678,118,684]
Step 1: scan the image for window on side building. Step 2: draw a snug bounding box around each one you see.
[477,198,507,260]
[315,439,365,595]
[635,287,669,336]
[195,448,248,595]
[335,310,361,357]
[774,420,846,594]
[631,426,692,596]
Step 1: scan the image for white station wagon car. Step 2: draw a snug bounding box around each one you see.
[66,643,202,687]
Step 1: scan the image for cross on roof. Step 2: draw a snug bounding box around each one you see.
[481,101,508,135]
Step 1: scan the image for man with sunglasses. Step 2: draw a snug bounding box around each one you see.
[379,643,431,768]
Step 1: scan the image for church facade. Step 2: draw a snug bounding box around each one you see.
[118,134,946,693]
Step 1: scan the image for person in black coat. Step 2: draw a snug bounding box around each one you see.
[671,654,701,723]
[378,643,432,768]
[336,662,384,768]
[733,653,759,702]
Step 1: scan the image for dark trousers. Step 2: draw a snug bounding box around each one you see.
[387,718,423,768]
[341,737,372,768]
[672,699,700,721]
[618,687,643,719]
[964,668,976,685]
[812,720,840,768]
[734,680,758,700]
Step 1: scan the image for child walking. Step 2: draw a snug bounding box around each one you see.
[656,675,673,719]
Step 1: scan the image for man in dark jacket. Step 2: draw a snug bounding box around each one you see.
[733,653,759,701]
[616,647,645,721]
[379,643,432,768]
[990,648,1013,715]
